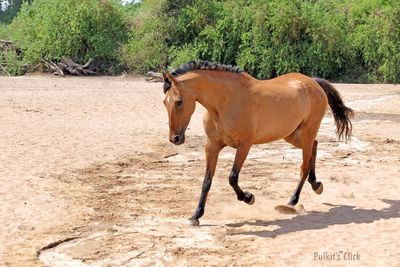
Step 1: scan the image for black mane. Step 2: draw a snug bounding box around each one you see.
[171,60,243,77]
[163,60,243,93]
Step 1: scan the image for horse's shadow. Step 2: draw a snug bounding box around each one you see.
[226,199,400,238]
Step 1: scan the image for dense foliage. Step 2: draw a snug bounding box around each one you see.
[10,0,127,68]
[118,0,400,82]
[1,0,399,82]
[119,0,169,72]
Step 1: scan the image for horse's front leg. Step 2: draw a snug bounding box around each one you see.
[229,143,255,205]
[189,139,223,226]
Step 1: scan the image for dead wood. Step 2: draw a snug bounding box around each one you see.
[44,57,97,76]
[145,71,163,82]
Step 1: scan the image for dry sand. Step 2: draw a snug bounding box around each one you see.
[0,75,399,266]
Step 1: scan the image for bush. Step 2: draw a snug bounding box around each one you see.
[1,23,25,76]
[168,43,200,68]
[119,0,206,73]
[346,0,400,82]
[163,0,400,82]
[0,49,25,76]
[2,0,399,82]
[174,0,352,80]
[165,0,349,79]
[0,23,10,39]
[10,0,128,68]
[119,0,169,73]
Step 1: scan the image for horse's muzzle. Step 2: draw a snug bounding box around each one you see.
[170,131,185,145]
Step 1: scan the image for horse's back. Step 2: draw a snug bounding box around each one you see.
[249,73,328,143]
[257,73,328,113]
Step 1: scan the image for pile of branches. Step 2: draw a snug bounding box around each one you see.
[44,56,97,76]
[145,71,163,82]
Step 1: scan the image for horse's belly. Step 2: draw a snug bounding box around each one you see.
[253,125,298,144]
[252,105,306,144]
[253,125,300,144]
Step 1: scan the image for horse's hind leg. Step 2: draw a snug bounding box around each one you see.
[308,140,323,194]
[284,125,322,207]
[287,135,313,206]
[285,128,323,196]
[228,143,255,205]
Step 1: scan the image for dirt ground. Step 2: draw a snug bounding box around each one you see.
[0,75,399,267]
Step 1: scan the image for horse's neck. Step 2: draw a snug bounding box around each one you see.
[184,72,249,117]
[193,86,227,117]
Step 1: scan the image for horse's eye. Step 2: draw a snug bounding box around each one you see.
[176,100,183,107]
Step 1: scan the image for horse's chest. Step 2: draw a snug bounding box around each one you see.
[215,121,244,148]
[204,113,249,148]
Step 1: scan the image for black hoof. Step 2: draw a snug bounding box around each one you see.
[188,218,199,226]
[313,182,323,195]
[243,192,255,205]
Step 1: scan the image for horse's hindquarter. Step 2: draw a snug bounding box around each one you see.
[249,74,324,144]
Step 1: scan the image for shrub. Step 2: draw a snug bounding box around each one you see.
[1,23,25,76]
[164,0,400,82]
[119,0,169,73]
[10,0,128,68]
[0,49,25,75]
[168,43,200,68]
[346,0,400,82]
[0,23,10,39]
[236,0,352,79]
[2,0,399,82]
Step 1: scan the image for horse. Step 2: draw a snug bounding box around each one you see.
[162,61,353,226]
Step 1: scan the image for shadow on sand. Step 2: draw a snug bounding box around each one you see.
[226,199,400,238]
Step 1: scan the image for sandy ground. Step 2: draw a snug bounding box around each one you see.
[0,75,399,266]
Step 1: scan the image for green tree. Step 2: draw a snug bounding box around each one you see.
[0,0,32,23]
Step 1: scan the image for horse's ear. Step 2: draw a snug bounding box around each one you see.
[163,71,182,94]
[162,71,169,83]
[162,72,169,92]
[164,71,179,85]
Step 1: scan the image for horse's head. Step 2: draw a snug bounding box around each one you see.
[162,72,196,145]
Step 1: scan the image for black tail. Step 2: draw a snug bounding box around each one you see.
[314,77,354,142]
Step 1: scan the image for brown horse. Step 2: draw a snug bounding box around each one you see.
[162,61,353,226]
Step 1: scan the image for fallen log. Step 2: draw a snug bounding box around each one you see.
[57,57,97,76]
[145,71,163,82]
[42,59,64,76]
[44,56,97,76]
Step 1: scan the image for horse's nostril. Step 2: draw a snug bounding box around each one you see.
[173,135,180,143]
